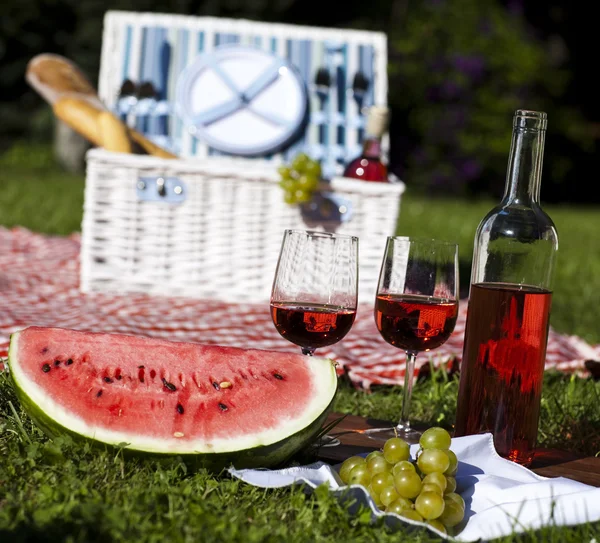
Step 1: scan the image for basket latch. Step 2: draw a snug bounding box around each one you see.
[136,177,187,204]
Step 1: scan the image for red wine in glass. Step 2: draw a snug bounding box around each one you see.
[270,230,359,356]
[454,282,552,466]
[375,294,459,352]
[270,302,357,351]
[367,236,459,444]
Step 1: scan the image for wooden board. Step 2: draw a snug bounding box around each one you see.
[315,413,600,488]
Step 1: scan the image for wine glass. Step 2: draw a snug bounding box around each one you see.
[270,229,359,356]
[368,237,459,443]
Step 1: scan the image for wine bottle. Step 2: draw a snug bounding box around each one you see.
[343,106,389,182]
[454,110,559,466]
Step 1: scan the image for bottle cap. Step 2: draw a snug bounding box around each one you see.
[365,106,389,137]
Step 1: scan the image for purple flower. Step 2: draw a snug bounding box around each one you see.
[452,55,486,80]
[460,159,483,180]
[440,80,461,99]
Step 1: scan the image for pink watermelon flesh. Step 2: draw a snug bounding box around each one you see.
[9,327,337,456]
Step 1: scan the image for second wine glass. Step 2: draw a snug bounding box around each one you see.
[369,236,459,443]
[270,229,359,356]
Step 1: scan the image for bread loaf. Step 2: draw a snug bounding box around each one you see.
[98,111,133,154]
[53,97,103,147]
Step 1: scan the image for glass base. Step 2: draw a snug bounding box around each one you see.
[362,425,422,445]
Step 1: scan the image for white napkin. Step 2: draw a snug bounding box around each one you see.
[228,434,600,541]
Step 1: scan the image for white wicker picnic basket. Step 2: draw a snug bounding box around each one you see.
[81,11,405,304]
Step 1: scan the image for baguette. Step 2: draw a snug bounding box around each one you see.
[53,96,103,147]
[27,54,97,105]
[98,111,133,154]
[128,129,178,159]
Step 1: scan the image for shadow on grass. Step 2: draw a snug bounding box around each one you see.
[0,523,114,543]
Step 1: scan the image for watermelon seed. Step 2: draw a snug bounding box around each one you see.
[273,373,284,380]
[176,403,184,414]
[219,381,232,389]
[212,381,220,390]
[96,390,103,398]
[42,364,51,373]
[54,360,61,367]
[150,369,157,379]
[66,359,73,365]
[116,374,122,380]
[174,432,184,438]
[162,378,177,392]
[219,403,228,411]
[104,376,113,383]
[138,365,145,369]
[41,347,49,354]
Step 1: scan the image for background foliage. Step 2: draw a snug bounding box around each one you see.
[1,0,598,202]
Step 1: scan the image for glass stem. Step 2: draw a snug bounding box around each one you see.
[301,347,315,356]
[398,351,417,431]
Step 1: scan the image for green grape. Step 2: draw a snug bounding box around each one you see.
[415,491,445,520]
[421,483,443,495]
[419,427,452,450]
[444,476,457,494]
[393,471,422,499]
[417,449,450,475]
[348,464,371,487]
[339,456,366,484]
[371,472,394,494]
[383,437,410,464]
[304,159,322,178]
[367,485,383,509]
[367,455,392,475]
[279,178,296,191]
[399,509,424,522]
[444,449,458,475]
[298,174,318,192]
[366,450,384,462]
[380,485,399,507]
[291,153,310,173]
[283,190,297,205]
[439,499,464,528]
[277,165,292,179]
[426,519,447,534]
[294,189,311,203]
[385,497,413,515]
[422,472,447,493]
[445,492,465,511]
[392,461,415,476]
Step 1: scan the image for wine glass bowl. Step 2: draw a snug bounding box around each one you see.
[370,237,459,443]
[270,229,359,356]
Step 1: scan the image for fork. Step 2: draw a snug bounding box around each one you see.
[314,67,331,147]
[352,71,370,142]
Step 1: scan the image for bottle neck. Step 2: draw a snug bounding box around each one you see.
[502,116,546,206]
[362,136,382,159]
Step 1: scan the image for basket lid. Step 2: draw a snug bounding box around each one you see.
[99,11,388,178]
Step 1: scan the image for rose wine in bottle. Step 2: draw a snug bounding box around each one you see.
[454,110,559,466]
[343,106,389,182]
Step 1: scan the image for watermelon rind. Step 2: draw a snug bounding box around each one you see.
[8,330,338,471]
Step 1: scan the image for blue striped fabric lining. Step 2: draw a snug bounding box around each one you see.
[116,20,382,174]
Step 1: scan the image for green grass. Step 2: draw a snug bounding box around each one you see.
[1,144,599,542]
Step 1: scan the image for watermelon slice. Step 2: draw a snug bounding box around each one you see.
[8,327,338,469]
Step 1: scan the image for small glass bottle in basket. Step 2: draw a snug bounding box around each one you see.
[343,106,389,182]
[454,110,559,466]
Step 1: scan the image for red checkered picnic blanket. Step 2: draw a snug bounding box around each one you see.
[1,227,598,388]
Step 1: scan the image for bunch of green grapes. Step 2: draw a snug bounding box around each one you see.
[277,153,321,205]
[338,427,465,536]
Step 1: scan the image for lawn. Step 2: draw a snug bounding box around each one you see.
[1,144,599,542]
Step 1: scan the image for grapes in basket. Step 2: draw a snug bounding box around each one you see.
[277,153,321,205]
[338,427,464,535]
